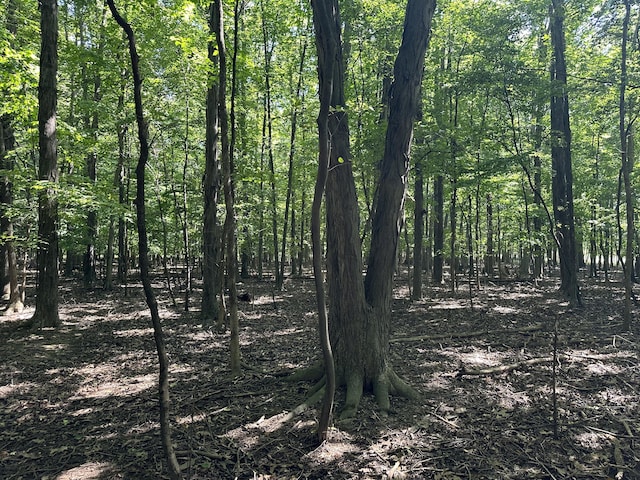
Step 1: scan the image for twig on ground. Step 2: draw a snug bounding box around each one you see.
[392,323,544,343]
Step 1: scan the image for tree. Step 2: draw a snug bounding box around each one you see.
[29,0,60,329]
[105,1,181,477]
[201,0,223,327]
[619,0,633,331]
[310,0,436,417]
[550,0,581,307]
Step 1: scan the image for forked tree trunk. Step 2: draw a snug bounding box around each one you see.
[30,0,60,329]
[106,2,181,478]
[311,0,436,418]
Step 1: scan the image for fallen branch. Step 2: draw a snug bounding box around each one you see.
[456,356,553,377]
[392,323,544,343]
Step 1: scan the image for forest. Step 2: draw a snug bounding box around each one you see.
[1,0,639,478]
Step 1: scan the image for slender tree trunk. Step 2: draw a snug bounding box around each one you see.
[116,58,129,286]
[181,90,192,311]
[201,0,223,326]
[433,175,444,283]
[106,2,181,478]
[279,39,307,288]
[620,0,633,331]
[261,3,280,288]
[412,159,424,300]
[310,0,337,441]
[212,0,240,373]
[1,114,21,313]
[30,0,60,329]
[550,0,581,306]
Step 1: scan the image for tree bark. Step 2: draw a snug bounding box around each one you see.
[331,0,435,416]
[620,0,633,331]
[30,0,60,329]
[433,175,444,283]
[310,0,337,441]
[212,0,241,374]
[550,0,581,306]
[412,159,424,300]
[201,0,223,327]
[106,2,181,477]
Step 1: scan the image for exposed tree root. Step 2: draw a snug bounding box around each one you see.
[4,299,24,315]
[289,364,419,420]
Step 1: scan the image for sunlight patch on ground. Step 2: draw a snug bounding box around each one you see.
[423,372,453,391]
[597,388,636,407]
[180,330,226,348]
[458,348,505,367]
[176,412,208,425]
[492,305,519,314]
[272,327,305,337]
[574,431,611,450]
[305,430,359,464]
[70,373,155,400]
[585,361,624,376]
[482,379,531,409]
[429,299,467,310]
[70,407,95,417]
[0,381,36,398]
[54,461,115,479]
[114,327,154,338]
[225,411,302,450]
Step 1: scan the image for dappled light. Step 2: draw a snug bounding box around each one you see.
[1,274,637,478]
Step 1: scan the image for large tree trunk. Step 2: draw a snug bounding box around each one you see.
[310,0,436,419]
[550,0,581,306]
[30,0,60,329]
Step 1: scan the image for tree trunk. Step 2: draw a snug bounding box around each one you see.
[310,0,435,418]
[213,0,241,373]
[412,159,424,300]
[279,39,307,288]
[550,0,581,306]
[261,3,280,288]
[362,0,436,411]
[106,2,181,477]
[620,0,633,331]
[1,114,22,313]
[201,0,223,327]
[30,0,60,329]
[433,175,444,283]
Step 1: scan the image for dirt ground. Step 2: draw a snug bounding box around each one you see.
[1,269,639,479]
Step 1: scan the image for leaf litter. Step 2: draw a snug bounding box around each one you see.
[0,272,638,479]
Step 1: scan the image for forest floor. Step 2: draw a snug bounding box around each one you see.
[0,269,639,479]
